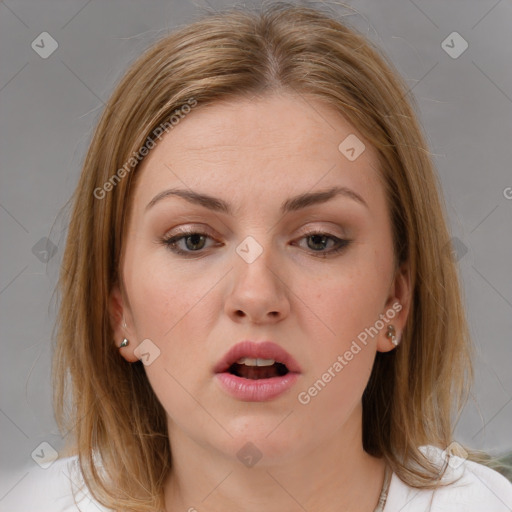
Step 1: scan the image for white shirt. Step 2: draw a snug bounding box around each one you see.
[2,446,511,511]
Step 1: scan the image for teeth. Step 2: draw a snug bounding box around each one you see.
[236,357,276,367]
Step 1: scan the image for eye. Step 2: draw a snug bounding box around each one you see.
[294,231,350,257]
[161,230,220,256]
[160,229,350,258]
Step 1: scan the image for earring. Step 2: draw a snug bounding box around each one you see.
[119,338,129,348]
[386,325,399,347]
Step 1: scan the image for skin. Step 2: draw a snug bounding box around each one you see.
[110,92,411,512]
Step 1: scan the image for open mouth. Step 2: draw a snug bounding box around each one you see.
[227,358,290,380]
[214,341,300,401]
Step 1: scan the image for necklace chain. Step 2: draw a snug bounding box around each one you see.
[161,464,392,512]
[373,464,391,512]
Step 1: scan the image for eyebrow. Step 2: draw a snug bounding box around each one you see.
[145,185,368,214]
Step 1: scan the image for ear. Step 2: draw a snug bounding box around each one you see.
[109,283,139,363]
[377,262,412,353]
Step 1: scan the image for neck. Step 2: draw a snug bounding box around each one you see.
[163,407,386,512]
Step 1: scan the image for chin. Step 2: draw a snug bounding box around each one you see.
[211,413,306,466]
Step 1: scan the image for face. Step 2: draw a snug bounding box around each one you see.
[110,92,410,465]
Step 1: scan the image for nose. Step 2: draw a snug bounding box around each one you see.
[224,243,291,325]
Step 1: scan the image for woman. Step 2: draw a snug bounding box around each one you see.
[13,2,512,511]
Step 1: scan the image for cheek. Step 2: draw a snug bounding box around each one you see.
[295,272,378,422]
[124,255,222,423]
[304,263,388,345]
[124,249,224,392]
[294,252,391,406]
[125,247,217,338]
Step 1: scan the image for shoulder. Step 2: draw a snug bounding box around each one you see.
[385,445,512,512]
[2,455,110,512]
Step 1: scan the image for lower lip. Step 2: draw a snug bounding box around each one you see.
[215,372,300,402]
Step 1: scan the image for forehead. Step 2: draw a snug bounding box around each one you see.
[133,93,382,208]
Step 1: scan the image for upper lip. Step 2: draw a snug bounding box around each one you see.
[214,341,302,374]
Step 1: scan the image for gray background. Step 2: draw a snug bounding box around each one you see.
[1,0,511,500]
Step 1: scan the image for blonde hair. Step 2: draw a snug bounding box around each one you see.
[54,2,473,510]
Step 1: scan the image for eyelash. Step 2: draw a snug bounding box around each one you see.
[160,228,351,259]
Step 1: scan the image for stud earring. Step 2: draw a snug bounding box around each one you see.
[119,338,129,348]
[386,325,399,347]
